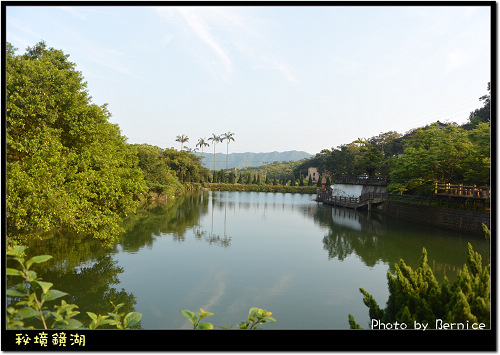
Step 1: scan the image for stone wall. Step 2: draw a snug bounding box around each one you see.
[378,200,490,236]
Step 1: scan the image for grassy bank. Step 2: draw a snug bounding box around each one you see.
[204,183,318,194]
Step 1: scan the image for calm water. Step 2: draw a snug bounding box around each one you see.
[19,191,489,329]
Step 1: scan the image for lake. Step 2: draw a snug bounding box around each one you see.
[20,191,490,330]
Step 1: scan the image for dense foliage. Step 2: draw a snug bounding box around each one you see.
[134,143,210,197]
[293,131,404,182]
[388,122,490,195]
[6,42,147,244]
[6,42,215,244]
[349,242,490,329]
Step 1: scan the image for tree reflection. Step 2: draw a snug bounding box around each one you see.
[313,204,489,282]
[119,191,210,251]
[14,232,140,328]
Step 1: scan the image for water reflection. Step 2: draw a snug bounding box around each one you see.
[12,231,140,328]
[13,191,490,329]
[313,203,489,282]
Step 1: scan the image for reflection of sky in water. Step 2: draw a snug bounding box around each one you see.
[331,208,362,231]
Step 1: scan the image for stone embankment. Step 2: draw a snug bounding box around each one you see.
[379,200,490,236]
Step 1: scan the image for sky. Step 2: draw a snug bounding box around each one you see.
[5,5,492,155]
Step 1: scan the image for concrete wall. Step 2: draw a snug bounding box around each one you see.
[379,200,490,236]
[331,184,386,198]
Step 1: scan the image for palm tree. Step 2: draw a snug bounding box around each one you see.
[208,134,221,173]
[221,131,235,170]
[176,134,189,151]
[196,138,210,158]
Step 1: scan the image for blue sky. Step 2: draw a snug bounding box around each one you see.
[6,5,491,155]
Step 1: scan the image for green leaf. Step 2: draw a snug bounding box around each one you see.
[123,312,142,328]
[181,310,198,325]
[237,321,250,329]
[35,281,53,294]
[57,318,83,329]
[6,268,23,277]
[26,255,52,269]
[17,307,39,319]
[86,312,98,322]
[9,245,26,257]
[6,289,27,297]
[248,307,259,322]
[197,322,214,329]
[43,289,68,302]
[25,270,38,282]
[198,308,214,320]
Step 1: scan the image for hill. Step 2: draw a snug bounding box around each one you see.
[196,150,312,170]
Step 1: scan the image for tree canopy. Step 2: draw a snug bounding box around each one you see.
[388,123,490,195]
[7,41,147,244]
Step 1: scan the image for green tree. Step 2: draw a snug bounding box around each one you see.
[6,41,147,244]
[161,149,210,183]
[388,124,489,195]
[316,174,322,187]
[356,145,384,177]
[466,83,490,128]
[134,144,183,196]
[299,173,304,186]
[349,243,490,329]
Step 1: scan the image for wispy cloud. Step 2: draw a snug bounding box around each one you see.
[154,6,298,84]
[176,7,233,76]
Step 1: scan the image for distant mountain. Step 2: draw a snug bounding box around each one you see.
[196,150,313,170]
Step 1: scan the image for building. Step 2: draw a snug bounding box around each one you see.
[307,167,319,183]
[307,167,330,185]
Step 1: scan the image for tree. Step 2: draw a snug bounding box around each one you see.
[176,135,189,151]
[161,148,211,183]
[349,243,490,329]
[356,145,384,177]
[388,124,489,195]
[466,82,490,128]
[299,172,304,186]
[221,131,235,170]
[208,134,221,174]
[196,138,209,158]
[134,144,183,196]
[6,41,147,244]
